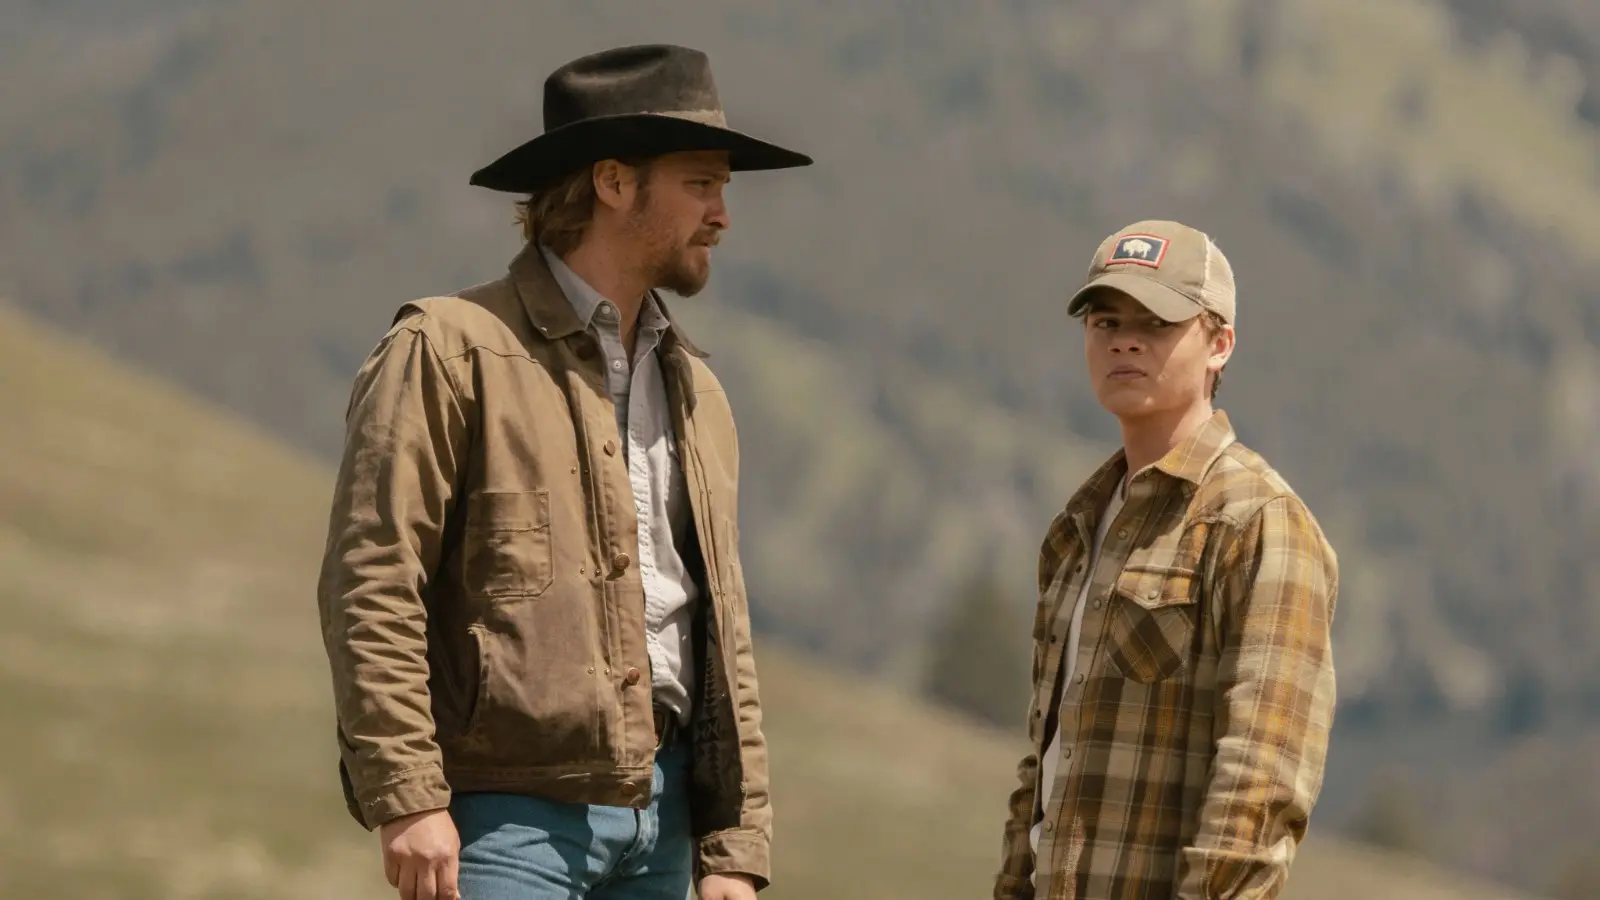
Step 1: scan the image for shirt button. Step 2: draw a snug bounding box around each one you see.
[624,667,642,685]
[604,440,617,456]
[1093,599,1103,610]
[1063,747,1073,759]
[1117,527,1130,540]
[611,360,624,372]
[613,552,631,571]
[1074,673,1085,684]
[1044,822,1055,833]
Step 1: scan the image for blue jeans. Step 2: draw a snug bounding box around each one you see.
[449,740,694,900]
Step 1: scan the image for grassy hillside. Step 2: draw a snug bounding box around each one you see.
[4,0,1600,893]
[0,297,1543,900]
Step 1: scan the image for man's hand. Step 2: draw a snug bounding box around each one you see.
[380,808,461,900]
[698,872,759,900]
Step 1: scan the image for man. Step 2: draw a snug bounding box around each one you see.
[994,221,1339,899]
[316,44,811,900]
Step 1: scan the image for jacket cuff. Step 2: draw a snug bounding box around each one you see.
[697,828,772,891]
[350,763,452,830]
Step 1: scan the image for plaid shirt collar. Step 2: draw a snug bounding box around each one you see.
[1064,410,1238,520]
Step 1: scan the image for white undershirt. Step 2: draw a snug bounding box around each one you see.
[1030,476,1127,867]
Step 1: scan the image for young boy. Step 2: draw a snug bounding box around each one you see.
[994,220,1339,900]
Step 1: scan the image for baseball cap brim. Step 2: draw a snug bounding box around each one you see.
[1066,273,1205,323]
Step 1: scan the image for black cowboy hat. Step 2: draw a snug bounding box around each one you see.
[469,43,813,193]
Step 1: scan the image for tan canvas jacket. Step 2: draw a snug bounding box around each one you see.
[315,242,772,887]
[996,412,1339,900]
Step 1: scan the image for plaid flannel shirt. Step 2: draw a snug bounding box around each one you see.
[995,411,1339,900]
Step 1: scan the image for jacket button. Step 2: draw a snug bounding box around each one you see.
[604,440,617,456]
[621,781,638,796]
[624,667,642,685]
[613,552,631,571]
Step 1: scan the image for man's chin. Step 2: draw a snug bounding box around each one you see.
[657,262,712,297]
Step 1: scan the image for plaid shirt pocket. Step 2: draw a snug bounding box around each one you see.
[1107,563,1200,683]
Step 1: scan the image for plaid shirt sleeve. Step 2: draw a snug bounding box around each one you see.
[994,750,1040,899]
[993,511,1080,899]
[1177,494,1339,899]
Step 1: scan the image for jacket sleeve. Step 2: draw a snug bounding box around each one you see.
[694,418,776,889]
[316,312,468,830]
[696,552,775,889]
[1177,495,1339,899]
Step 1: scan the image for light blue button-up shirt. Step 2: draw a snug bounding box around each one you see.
[540,246,699,724]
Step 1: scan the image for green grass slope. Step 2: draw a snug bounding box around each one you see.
[0,300,1542,899]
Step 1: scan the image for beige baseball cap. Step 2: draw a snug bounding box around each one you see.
[1066,219,1236,325]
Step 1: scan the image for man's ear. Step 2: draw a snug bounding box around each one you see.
[592,160,630,212]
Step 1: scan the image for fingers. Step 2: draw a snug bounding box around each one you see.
[415,862,439,900]
[384,849,402,888]
[399,859,420,900]
[438,854,462,900]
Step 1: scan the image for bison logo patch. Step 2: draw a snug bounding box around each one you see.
[1107,234,1170,268]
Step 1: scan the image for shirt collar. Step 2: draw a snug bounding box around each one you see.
[1064,410,1237,519]
[1151,409,1236,485]
[539,244,669,337]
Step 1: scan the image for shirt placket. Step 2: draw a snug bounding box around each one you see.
[593,302,669,691]
[1035,481,1135,881]
[630,332,666,686]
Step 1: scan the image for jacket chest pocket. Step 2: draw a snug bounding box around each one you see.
[462,489,554,600]
[1105,562,1200,683]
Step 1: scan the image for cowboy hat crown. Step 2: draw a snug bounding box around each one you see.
[470,43,812,193]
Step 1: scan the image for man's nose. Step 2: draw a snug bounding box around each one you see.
[706,196,730,230]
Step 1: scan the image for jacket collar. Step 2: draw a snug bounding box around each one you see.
[508,241,709,359]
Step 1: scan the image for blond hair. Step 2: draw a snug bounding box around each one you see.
[513,159,653,256]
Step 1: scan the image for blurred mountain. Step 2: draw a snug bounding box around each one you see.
[3,0,1599,893]
[0,296,1548,900]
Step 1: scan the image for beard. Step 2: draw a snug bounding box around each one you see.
[625,190,718,297]
[651,241,713,297]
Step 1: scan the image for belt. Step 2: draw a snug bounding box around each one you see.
[653,703,684,748]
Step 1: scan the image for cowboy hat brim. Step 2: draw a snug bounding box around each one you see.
[468,113,813,193]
